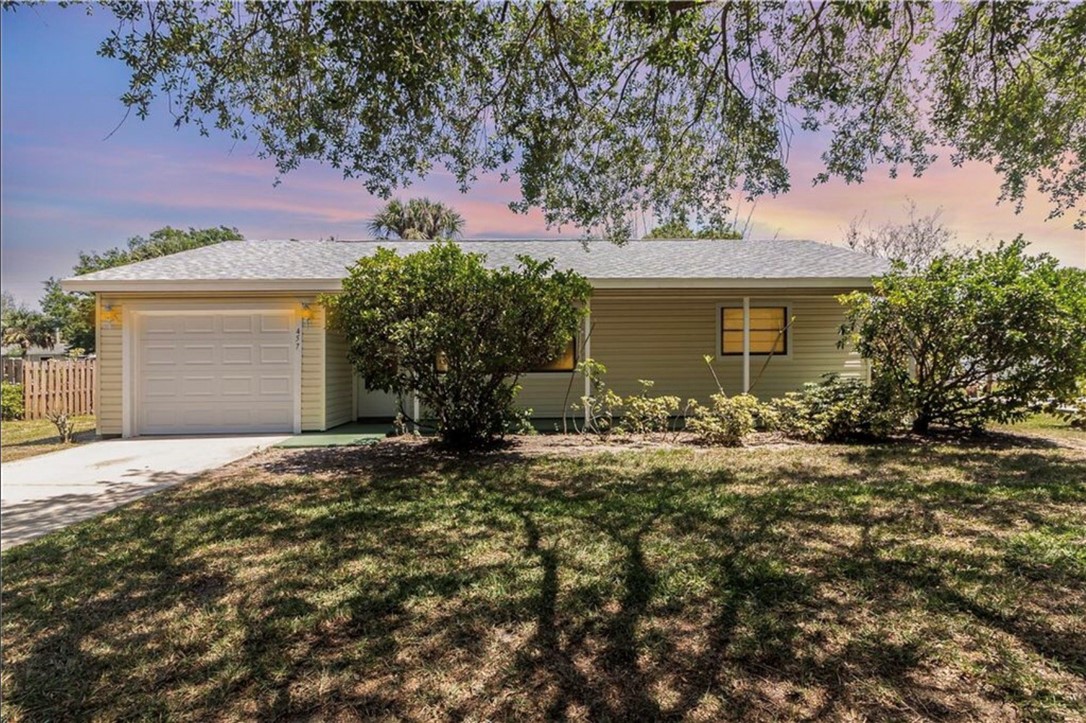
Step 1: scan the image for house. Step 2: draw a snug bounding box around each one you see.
[62,239,890,437]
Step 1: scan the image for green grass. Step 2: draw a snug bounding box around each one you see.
[995,412,1086,445]
[0,415,96,463]
[2,440,1084,720]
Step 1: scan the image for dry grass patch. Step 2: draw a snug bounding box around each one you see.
[2,438,1084,721]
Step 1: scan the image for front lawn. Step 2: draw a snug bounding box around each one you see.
[2,439,1084,720]
[996,412,1086,446]
[0,415,96,463]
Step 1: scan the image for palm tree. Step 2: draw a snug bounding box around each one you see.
[2,307,56,353]
[369,198,465,239]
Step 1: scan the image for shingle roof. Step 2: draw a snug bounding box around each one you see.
[63,238,891,291]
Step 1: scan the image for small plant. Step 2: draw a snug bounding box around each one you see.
[391,411,410,437]
[506,407,538,436]
[619,380,680,434]
[45,408,76,443]
[573,359,623,434]
[1,382,24,420]
[686,393,765,446]
[770,375,902,442]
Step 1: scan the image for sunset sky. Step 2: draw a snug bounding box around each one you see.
[2,5,1082,306]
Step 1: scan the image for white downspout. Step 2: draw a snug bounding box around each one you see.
[742,297,751,393]
[583,299,591,427]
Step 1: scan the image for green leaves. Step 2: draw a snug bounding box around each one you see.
[369,198,465,239]
[841,239,1086,432]
[40,226,243,353]
[326,242,590,448]
[71,2,1086,238]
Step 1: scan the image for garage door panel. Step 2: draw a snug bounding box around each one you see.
[137,312,294,435]
[222,345,254,365]
[180,344,216,365]
[182,317,216,333]
[144,376,181,398]
[259,345,291,364]
[261,315,292,333]
[181,376,216,396]
[259,376,292,395]
[221,376,254,396]
[222,316,253,333]
[144,345,178,365]
[144,316,180,334]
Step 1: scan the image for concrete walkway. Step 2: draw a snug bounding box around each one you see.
[0,435,287,550]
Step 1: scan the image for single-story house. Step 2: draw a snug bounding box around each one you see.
[62,238,890,437]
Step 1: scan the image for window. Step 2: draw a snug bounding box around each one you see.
[721,306,787,355]
[530,339,577,372]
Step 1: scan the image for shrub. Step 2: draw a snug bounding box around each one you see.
[1,382,24,420]
[840,239,1086,433]
[45,408,76,443]
[771,375,902,442]
[505,407,538,436]
[574,359,623,434]
[686,393,765,446]
[619,380,680,434]
[327,242,590,448]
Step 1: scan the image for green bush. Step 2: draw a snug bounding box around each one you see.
[771,375,902,443]
[2,382,24,421]
[619,380,681,434]
[327,242,590,448]
[840,240,1086,433]
[686,393,766,446]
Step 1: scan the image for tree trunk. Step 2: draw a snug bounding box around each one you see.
[911,413,931,435]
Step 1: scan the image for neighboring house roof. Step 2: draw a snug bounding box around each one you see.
[62,238,892,292]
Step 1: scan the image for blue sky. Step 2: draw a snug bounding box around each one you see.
[2,5,1082,307]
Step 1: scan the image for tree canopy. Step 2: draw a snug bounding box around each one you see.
[369,198,465,239]
[59,1,1085,239]
[42,226,243,352]
[1,294,55,354]
[642,218,743,240]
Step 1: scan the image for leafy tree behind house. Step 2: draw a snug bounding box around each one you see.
[59,2,1086,239]
[840,239,1086,433]
[369,198,465,240]
[1,294,55,354]
[41,226,244,352]
[327,243,590,448]
[643,218,743,240]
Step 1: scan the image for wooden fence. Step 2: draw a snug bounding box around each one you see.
[2,357,24,384]
[18,358,96,419]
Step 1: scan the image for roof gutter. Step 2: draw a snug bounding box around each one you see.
[62,276,877,294]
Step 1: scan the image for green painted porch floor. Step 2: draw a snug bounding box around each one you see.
[274,422,393,448]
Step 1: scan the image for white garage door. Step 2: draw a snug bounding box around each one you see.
[137,312,295,435]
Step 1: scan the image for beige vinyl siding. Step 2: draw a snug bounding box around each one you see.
[517,373,582,419]
[93,292,327,435]
[96,295,123,436]
[588,289,863,404]
[324,327,354,428]
[300,305,325,431]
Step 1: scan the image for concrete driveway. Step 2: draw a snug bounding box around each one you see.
[1,435,287,550]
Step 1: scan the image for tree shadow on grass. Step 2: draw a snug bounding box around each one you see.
[2,441,1084,720]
